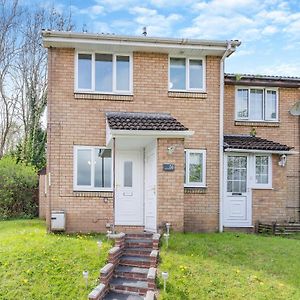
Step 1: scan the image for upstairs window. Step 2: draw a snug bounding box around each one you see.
[74,146,112,191]
[236,87,278,121]
[76,52,132,94]
[169,57,205,91]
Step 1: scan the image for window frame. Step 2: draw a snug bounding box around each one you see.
[168,56,206,92]
[235,86,279,122]
[75,51,133,95]
[73,145,113,192]
[252,154,272,189]
[184,149,206,188]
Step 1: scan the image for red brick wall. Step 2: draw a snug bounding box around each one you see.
[47,48,221,232]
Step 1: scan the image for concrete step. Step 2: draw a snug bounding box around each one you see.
[104,291,143,300]
[120,255,151,268]
[110,278,148,295]
[124,247,152,256]
[115,265,148,280]
[125,239,153,248]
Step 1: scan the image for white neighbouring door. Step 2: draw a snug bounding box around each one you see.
[115,150,144,225]
[144,141,157,232]
[224,154,252,227]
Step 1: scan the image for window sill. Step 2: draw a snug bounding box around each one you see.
[73,191,114,197]
[184,186,207,194]
[235,120,280,127]
[252,186,273,190]
[74,92,133,101]
[168,91,207,99]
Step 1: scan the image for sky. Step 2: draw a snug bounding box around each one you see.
[25,0,300,77]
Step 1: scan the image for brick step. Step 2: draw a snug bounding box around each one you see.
[115,265,148,280]
[120,255,151,268]
[125,233,153,240]
[104,290,143,300]
[124,247,152,256]
[110,278,148,296]
[125,239,153,248]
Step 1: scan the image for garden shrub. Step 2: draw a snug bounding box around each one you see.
[0,156,38,219]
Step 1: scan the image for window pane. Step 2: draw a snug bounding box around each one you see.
[94,149,112,188]
[189,59,203,89]
[124,161,133,187]
[95,54,113,92]
[116,56,130,91]
[249,89,263,120]
[189,152,203,183]
[77,149,91,186]
[255,156,269,184]
[78,54,92,89]
[237,89,248,118]
[170,58,186,90]
[227,156,247,193]
[265,90,277,120]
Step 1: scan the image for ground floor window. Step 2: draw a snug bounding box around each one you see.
[254,154,272,188]
[184,149,206,187]
[73,146,112,191]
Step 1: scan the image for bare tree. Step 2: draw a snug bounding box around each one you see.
[13,7,74,168]
[0,0,21,157]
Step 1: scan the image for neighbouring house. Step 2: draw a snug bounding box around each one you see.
[40,30,300,233]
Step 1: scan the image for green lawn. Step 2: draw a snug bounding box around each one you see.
[0,219,111,300]
[158,232,300,300]
[1,221,300,300]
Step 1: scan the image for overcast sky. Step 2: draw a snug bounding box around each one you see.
[25,0,300,76]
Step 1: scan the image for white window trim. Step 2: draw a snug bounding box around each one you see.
[73,145,113,192]
[74,51,133,95]
[168,56,206,93]
[235,86,279,122]
[184,149,206,187]
[251,154,272,189]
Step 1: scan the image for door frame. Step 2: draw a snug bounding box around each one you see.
[144,140,157,232]
[223,152,252,227]
[115,149,144,226]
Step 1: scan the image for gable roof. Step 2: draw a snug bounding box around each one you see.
[106,112,188,131]
[224,135,292,152]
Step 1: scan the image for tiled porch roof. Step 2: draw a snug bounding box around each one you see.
[224,135,292,152]
[106,112,188,131]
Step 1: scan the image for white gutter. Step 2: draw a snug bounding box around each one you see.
[219,40,241,233]
[224,148,297,155]
[106,129,194,146]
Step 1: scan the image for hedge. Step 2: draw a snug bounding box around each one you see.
[0,156,38,219]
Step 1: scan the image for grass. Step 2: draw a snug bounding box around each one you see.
[0,219,111,300]
[1,220,300,300]
[158,232,300,300]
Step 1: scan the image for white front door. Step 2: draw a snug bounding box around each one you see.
[224,154,252,227]
[115,150,143,225]
[144,141,157,232]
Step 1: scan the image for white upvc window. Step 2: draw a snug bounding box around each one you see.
[184,149,206,187]
[235,87,278,122]
[75,52,133,94]
[73,146,113,191]
[253,154,272,189]
[169,57,206,92]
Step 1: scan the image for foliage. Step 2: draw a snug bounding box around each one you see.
[0,219,111,300]
[0,156,38,219]
[158,232,300,299]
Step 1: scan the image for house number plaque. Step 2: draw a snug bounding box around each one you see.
[163,163,175,171]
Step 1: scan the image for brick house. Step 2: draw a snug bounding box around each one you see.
[40,31,300,233]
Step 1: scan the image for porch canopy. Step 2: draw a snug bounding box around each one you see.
[106,111,193,146]
[224,135,293,154]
